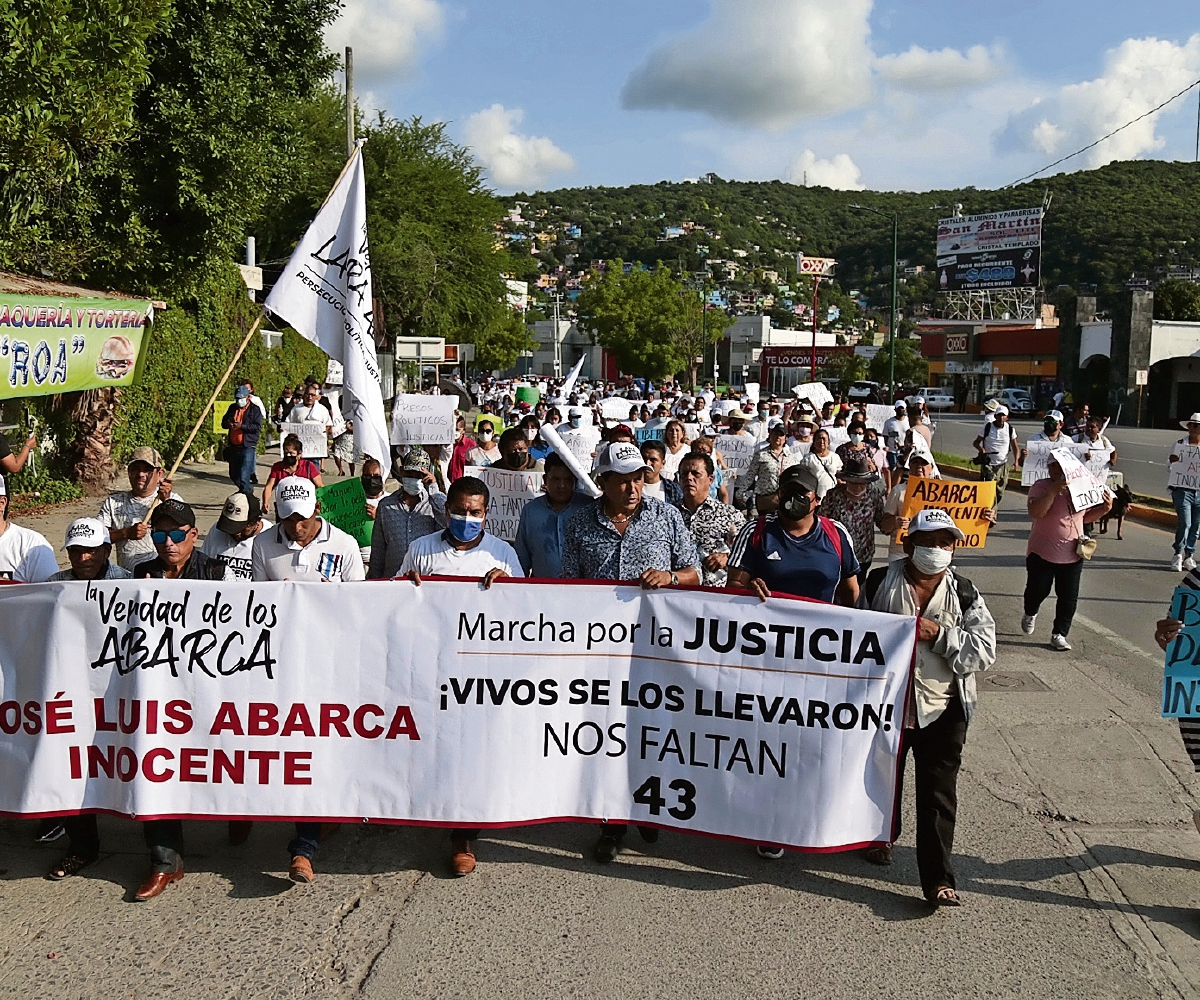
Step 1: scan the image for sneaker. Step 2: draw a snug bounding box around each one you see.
[1186,556,1197,571]
[1050,633,1072,652]
[756,845,785,860]
[1020,614,1036,635]
[288,856,314,883]
[1172,553,1184,572]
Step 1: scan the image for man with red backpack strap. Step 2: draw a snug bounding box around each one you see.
[727,464,860,608]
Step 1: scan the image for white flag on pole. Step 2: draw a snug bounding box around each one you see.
[264,145,390,469]
[558,354,586,399]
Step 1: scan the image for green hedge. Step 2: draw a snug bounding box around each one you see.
[111,263,329,465]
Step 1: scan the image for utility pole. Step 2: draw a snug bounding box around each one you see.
[346,46,355,158]
[889,214,898,396]
[245,237,256,303]
[552,292,563,377]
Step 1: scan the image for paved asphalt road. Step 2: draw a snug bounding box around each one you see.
[5,458,1200,999]
[930,413,1181,501]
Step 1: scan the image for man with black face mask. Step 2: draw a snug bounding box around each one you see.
[1020,408,1066,470]
[498,427,544,472]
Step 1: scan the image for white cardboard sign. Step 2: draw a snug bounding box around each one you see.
[1169,444,1200,490]
[389,394,457,446]
[466,466,544,542]
[279,421,328,459]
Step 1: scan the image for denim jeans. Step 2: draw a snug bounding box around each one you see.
[288,823,321,861]
[1173,487,1200,555]
[227,445,256,495]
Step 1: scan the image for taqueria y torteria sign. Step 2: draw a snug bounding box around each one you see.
[0,294,154,399]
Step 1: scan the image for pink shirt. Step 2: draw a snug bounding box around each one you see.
[1026,478,1085,564]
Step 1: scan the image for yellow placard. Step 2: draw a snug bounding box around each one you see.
[896,476,996,548]
[213,401,234,434]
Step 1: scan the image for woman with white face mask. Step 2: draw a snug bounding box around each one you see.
[466,419,502,467]
[862,507,997,909]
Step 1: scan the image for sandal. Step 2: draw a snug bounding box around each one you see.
[47,853,99,881]
[930,886,961,907]
[863,844,893,866]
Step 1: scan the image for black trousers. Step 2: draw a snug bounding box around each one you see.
[893,698,967,899]
[64,815,100,858]
[1023,552,1083,636]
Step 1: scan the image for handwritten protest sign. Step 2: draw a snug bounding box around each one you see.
[1163,585,1200,717]
[1051,446,1108,512]
[684,423,700,441]
[637,426,664,444]
[865,404,894,432]
[716,433,757,481]
[1021,439,1090,486]
[389,394,456,446]
[792,381,833,409]
[280,421,327,459]
[1169,444,1200,490]
[557,426,600,469]
[600,398,634,422]
[317,478,372,547]
[466,465,544,542]
[896,477,995,548]
[824,427,850,450]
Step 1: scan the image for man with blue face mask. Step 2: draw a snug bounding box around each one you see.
[862,507,997,908]
[396,475,523,878]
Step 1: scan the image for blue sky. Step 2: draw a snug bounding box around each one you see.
[328,0,1200,194]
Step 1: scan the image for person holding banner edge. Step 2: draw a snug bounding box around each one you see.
[1168,415,1200,573]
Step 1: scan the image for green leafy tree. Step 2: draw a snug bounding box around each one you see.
[472,309,534,371]
[1154,279,1200,321]
[869,339,928,386]
[673,291,731,388]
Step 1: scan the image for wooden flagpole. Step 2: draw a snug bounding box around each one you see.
[142,308,267,523]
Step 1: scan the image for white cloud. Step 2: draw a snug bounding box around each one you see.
[876,44,1007,92]
[462,105,576,190]
[325,0,443,84]
[621,0,876,129]
[786,150,864,190]
[995,35,1200,167]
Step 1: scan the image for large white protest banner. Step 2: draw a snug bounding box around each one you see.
[466,466,544,541]
[1052,447,1109,512]
[264,147,390,469]
[0,579,913,850]
[716,434,757,481]
[280,421,327,459]
[1021,439,1090,486]
[389,394,457,446]
[1169,444,1200,490]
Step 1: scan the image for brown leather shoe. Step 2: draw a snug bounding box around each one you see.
[227,820,253,846]
[289,855,314,883]
[449,839,476,876]
[134,866,183,900]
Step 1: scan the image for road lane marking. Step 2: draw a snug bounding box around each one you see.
[1074,613,1161,665]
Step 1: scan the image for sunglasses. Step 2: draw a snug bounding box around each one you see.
[151,529,189,544]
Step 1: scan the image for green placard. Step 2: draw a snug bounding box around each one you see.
[317,478,372,547]
[0,294,154,399]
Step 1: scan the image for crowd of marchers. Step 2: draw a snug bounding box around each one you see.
[14,374,1176,912]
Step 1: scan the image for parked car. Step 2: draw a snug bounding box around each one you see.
[908,386,955,410]
[990,387,1034,414]
[847,380,880,401]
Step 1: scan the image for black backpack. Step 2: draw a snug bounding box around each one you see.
[864,564,979,613]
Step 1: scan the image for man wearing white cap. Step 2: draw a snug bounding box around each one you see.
[862,507,996,907]
[882,401,910,473]
[98,446,181,572]
[1168,414,1200,572]
[201,491,272,581]
[0,474,56,582]
[973,405,1018,507]
[49,518,130,581]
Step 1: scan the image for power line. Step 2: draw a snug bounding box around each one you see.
[1005,76,1200,188]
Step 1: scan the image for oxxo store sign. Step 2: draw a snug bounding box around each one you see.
[945,334,969,355]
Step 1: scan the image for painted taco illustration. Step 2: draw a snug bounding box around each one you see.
[95,335,136,380]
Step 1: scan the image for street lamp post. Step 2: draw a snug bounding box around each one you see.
[850,204,899,397]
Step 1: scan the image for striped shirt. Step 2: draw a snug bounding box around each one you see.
[1177,567,1200,770]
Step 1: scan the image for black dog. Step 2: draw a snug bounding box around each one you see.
[1098,484,1133,539]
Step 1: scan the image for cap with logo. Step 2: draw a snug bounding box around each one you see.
[1045,409,1064,424]
[63,517,110,549]
[274,476,317,519]
[127,446,163,469]
[216,491,262,534]
[909,507,966,541]
[149,498,196,529]
[596,441,651,477]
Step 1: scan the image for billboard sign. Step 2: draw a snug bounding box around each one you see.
[936,207,1041,292]
[797,257,837,276]
[938,247,1040,291]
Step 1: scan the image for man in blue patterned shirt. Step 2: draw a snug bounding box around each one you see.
[560,441,700,863]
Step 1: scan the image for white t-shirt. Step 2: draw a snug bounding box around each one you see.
[201,520,275,581]
[251,518,365,582]
[979,420,1017,464]
[882,416,909,450]
[97,489,184,570]
[398,531,523,579]
[642,480,665,500]
[0,522,58,582]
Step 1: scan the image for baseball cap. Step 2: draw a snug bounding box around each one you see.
[274,476,317,519]
[127,446,163,469]
[909,507,966,541]
[779,464,824,495]
[63,517,110,549]
[235,385,251,399]
[894,400,907,410]
[401,449,431,473]
[767,417,786,431]
[1045,409,1064,423]
[994,404,1009,416]
[216,491,262,534]
[149,498,196,529]
[914,396,925,404]
[596,441,651,476]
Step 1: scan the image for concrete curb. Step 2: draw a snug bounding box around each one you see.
[938,462,1174,532]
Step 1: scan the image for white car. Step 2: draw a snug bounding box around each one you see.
[991,387,1034,414]
[908,386,955,410]
[847,380,880,401]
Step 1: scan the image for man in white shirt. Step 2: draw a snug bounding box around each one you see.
[98,446,181,571]
[972,405,1018,507]
[397,474,522,880]
[201,491,272,581]
[49,518,131,581]
[882,401,910,472]
[0,474,57,582]
[252,476,364,585]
